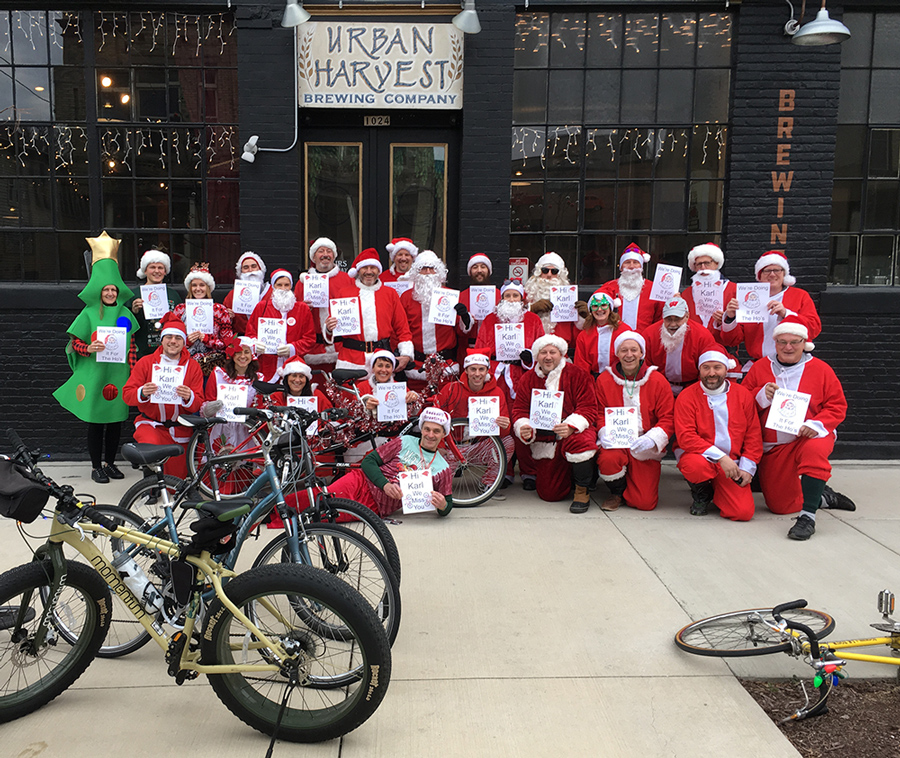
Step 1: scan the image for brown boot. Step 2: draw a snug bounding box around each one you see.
[570,485,590,513]
[601,494,623,512]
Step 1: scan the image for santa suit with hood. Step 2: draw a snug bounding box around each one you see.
[678,244,736,345]
[598,245,664,332]
[223,251,271,336]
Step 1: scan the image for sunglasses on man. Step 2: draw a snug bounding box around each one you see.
[541,267,559,275]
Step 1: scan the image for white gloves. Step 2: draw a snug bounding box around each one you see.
[630,434,656,457]
[597,427,613,449]
[276,344,292,358]
[254,340,268,355]
[201,399,224,418]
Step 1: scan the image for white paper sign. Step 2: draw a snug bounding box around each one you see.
[765,388,812,435]
[330,297,361,337]
[384,280,412,296]
[650,264,683,302]
[216,383,249,423]
[286,395,319,436]
[693,279,725,325]
[184,299,214,334]
[529,388,564,430]
[150,363,186,405]
[428,287,460,326]
[550,285,578,322]
[375,381,408,422]
[494,323,525,361]
[303,274,329,308]
[232,280,261,316]
[258,317,287,354]
[95,326,127,364]
[735,283,771,324]
[604,407,640,449]
[468,396,500,437]
[398,468,436,514]
[140,284,168,320]
[468,286,496,321]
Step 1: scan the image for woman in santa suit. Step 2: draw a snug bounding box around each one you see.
[202,337,264,447]
[574,290,632,377]
[269,359,333,413]
[172,263,234,378]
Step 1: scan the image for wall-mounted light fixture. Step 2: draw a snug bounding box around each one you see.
[282,0,310,28]
[452,0,481,35]
[785,0,850,46]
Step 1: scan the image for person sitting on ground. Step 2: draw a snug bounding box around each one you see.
[173,263,234,378]
[574,289,632,377]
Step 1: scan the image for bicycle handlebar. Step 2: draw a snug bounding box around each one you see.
[772,599,808,618]
[772,599,822,659]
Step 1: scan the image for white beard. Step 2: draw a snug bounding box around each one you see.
[496,300,526,323]
[524,273,569,305]
[241,270,265,284]
[271,288,296,313]
[691,269,721,285]
[618,269,644,302]
[412,272,443,305]
[659,323,688,354]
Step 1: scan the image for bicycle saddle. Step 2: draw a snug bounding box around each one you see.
[331,368,367,385]
[184,498,254,521]
[122,442,186,467]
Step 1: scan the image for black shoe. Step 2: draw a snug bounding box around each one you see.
[522,478,536,491]
[690,501,709,516]
[787,513,816,541]
[104,463,125,480]
[500,477,511,490]
[91,468,109,484]
[821,485,856,512]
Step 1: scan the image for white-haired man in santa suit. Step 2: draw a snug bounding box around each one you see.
[223,251,269,336]
[380,237,418,286]
[324,248,414,372]
[641,295,719,396]
[598,243,664,332]
[524,252,587,352]
[398,249,471,388]
[512,334,599,512]
[128,249,182,357]
[742,316,855,541]
[679,242,735,344]
[457,253,500,363]
[292,237,353,372]
[674,350,763,521]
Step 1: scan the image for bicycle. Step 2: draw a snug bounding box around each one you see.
[674,593,900,722]
[0,430,391,743]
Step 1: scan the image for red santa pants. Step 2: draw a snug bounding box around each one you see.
[133,424,188,479]
[517,430,596,501]
[677,453,755,522]
[758,436,835,515]
[598,448,661,510]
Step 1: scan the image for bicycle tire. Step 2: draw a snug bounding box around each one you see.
[0,561,111,723]
[674,607,836,657]
[201,563,391,743]
[186,425,266,500]
[443,417,507,507]
[251,524,401,646]
[117,473,185,524]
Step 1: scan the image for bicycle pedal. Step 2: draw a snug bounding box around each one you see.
[174,669,198,686]
[878,589,895,617]
[166,631,188,677]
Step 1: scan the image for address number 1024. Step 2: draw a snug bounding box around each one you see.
[364,115,391,127]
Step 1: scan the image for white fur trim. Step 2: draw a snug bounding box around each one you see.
[309,237,337,258]
[386,238,418,261]
[599,466,627,482]
[531,334,569,358]
[688,243,724,272]
[772,321,814,351]
[184,269,216,293]
[467,254,492,274]
[697,350,736,370]
[536,356,566,391]
[397,340,414,359]
[535,252,565,273]
[281,360,311,379]
[645,426,670,452]
[755,252,796,286]
[235,251,266,278]
[604,363,659,389]
[137,250,171,278]
[358,287,378,341]
[619,250,651,267]
[613,331,646,355]
[566,448,597,463]
[531,441,557,460]
[563,413,590,434]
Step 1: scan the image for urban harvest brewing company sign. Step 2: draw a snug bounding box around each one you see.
[296,23,463,109]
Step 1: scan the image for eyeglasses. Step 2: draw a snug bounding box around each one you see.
[541,267,559,275]
[694,260,717,269]
[759,267,784,276]
[775,339,804,347]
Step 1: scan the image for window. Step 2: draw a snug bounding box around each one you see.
[830,12,900,286]
[0,10,239,283]
[511,11,731,286]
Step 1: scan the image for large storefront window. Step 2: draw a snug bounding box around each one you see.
[830,12,900,286]
[0,10,239,283]
[511,10,731,285]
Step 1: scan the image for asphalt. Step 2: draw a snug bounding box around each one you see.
[2,460,899,757]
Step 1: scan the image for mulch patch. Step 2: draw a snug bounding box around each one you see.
[741,678,900,757]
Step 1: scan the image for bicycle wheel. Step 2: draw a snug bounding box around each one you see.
[0,561,111,723]
[252,524,401,646]
[118,474,185,524]
[202,563,391,743]
[442,417,507,507]
[674,607,836,657]
[186,425,266,499]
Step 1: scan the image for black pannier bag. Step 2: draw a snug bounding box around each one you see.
[0,459,49,523]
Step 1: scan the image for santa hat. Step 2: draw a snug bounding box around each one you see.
[463,350,491,369]
[386,237,418,263]
[348,249,383,279]
[697,350,737,371]
[409,249,443,275]
[772,316,814,351]
[662,296,689,318]
[588,289,620,310]
[531,333,569,357]
[614,330,646,355]
[535,252,566,275]
[688,243,724,272]
[419,406,451,435]
[184,262,216,293]
[235,251,266,278]
[281,359,312,380]
[159,312,187,340]
[270,269,293,288]
[619,243,651,268]
[136,249,171,279]
[500,279,524,298]
[370,349,397,370]
[467,253,492,275]
[309,237,338,259]
[755,250,796,286]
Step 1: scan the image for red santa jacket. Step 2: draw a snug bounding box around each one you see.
[434,373,511,437]
[474,310,545,399]
[720,286,821,364]
[123,346,205,442]
[674,380,763,473]
[223,282,271,336]
[742,354,846,452]
[457,285,501,360]
[599,278,664,332]
[594,363,675,455]
[680,276,736,344]
[641,320,719,392]
[245,297,317,381]
[293,267,353,367]
[399,287,468,362]
[574,321,633,376]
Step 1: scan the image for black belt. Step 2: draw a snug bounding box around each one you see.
[415,348,457,363]
[315,332,327,345]
[340,337,391,353]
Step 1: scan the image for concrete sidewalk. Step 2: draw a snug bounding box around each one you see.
[2,461,898,757]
